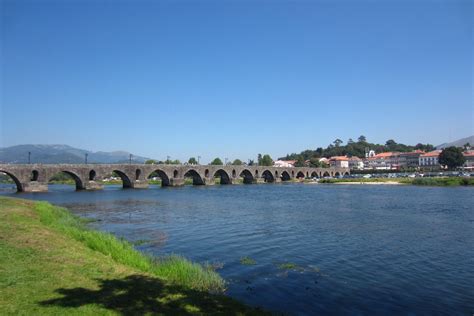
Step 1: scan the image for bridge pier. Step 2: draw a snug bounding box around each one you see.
[203,177,215,185]
[131,180,149,189]
[84,181,104,190]
[22,181,48,192]
[169,177,185,186]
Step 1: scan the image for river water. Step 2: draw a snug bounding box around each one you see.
[1,183,473,315]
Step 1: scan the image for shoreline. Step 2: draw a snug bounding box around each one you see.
[0,196,266,315]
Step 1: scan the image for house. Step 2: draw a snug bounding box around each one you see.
[348,156,364,170]
[419,150,442,167]
[462,151,474,169]
[329,156,349,168]
[398,150,425,168]
[273,160,296,168]
[364,152,399,170]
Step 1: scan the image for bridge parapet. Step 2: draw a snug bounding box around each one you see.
[0,163,350,192]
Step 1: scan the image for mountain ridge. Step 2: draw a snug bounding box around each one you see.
[436,135,474,149]
[0,144,151,164]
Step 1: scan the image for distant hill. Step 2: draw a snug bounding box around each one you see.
[0,144,151,164]
[436,136,474,149]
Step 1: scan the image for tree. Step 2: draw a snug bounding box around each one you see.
[309,157,321,167]
[145,159,157,164]
[385,139,397,147]
[463,143,471,150]
[257,154,263,165]
[248,159,255,166]
[260,154,273,166]
[294,156,306,167]
[210,158,223,165]
[188,157,198,165]
[438,146,465,169]
[232,159,243,165]
[333,139,343,147]
[358,135,367,143]
[347,138,354,144]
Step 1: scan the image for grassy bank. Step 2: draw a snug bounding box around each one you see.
[0,197,265,315]
[318,177,474,186]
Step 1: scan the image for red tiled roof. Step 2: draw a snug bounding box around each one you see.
[374,152,398,158]
[463,151,474,157]
[420,150,442,157]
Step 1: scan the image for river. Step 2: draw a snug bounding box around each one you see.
[1,183,473,315]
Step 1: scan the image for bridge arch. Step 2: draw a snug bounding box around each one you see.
[334,172,341,177]
[184,169,204,185]
[214,169,231,184]
[296,171,305,179]
[0,170,23,192]
[261,170,274,183]
[344,172,349,176]
[323,171,330,177]
[135,169,142,180]
[89,170,96,181]
[113,170,132,188]
[48,170,84,190]
[311,171,319,178]
[147,169,170,186]
[281,171,291,181]
[30,170,39,181]
[239,169,254,184]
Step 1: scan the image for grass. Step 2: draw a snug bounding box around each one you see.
[405,177,474,186]
[240,257,256,265]
[318,177,474,186]
[277,263,298,270]
[0,197,266,315]
[319,178,404,184]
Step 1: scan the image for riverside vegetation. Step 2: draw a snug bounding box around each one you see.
[318,177,474,186]
[0,197,266,315]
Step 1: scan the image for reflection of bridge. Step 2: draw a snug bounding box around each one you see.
[0,164,350,192]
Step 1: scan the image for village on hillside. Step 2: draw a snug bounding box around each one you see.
[273,149,474,172]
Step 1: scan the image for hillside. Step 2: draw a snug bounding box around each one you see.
[436,136,474,149]
[0,144,151,164]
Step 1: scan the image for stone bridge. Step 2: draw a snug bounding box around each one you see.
[0,164,350,192]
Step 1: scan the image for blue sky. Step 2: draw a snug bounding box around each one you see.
[1,0,472,162]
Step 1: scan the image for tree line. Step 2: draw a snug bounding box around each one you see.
[280,135,435,162]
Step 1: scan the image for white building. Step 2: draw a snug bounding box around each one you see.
[419,150,442,167]
[329,156,349,168]
[273,160,296,168]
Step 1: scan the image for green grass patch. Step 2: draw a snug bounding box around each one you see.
[240,257,256,265]
[0,197,266,315]
[319,177,474,186]
[406,177,474,186]
[277,263,298,270]
[34,200,225,292]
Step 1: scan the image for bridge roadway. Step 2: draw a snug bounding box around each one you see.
[0,164,350,192]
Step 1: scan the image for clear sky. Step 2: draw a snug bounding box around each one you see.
[1,0,472,162]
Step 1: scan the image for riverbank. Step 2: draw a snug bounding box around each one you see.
[0,197,265,315]
[318,177,474,186]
